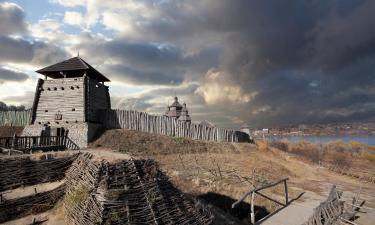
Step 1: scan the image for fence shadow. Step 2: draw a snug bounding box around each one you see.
[198,192,269,223]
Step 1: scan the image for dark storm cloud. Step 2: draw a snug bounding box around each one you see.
[0,36,69,66]
[83,39,219,85]
[108,64,183,85]
[0,2,27,35]
[0,67,28,83]
[110,0,375,126]
[0,36,33,62]
[0,2,69,67]
[2,0,374,127]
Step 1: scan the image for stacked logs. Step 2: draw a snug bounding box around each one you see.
[0,153,78,192]
[99,109,249,143]
[63,153,213,225]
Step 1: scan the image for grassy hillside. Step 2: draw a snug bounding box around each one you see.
[90,129,241,156]
[268,140,375,183]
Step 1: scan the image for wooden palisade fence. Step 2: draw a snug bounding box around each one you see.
[0,109,250,143]
[99,109,249,142]
[0,109,32,126]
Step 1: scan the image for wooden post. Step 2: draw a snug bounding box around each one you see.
[251,192,255,224]
[11,133,16,150]
[284,179,289,206]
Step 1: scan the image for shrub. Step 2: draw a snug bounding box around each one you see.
[330,152,352,168]
[362,154,375,162]
[269,141,289,152]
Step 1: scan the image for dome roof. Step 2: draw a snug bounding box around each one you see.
[170,96,182,108]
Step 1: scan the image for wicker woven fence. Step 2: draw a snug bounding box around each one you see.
[99,109,249,142]
[0,110,32,126]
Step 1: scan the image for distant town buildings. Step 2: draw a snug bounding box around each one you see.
[164,96,191,122]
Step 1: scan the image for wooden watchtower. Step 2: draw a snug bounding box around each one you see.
[22,56,111,148]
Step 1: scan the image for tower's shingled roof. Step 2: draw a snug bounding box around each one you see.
[36,56,110,82]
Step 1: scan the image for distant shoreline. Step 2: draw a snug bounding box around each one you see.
[260,134,375,146]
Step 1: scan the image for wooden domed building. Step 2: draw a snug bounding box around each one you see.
[164,96,191,122]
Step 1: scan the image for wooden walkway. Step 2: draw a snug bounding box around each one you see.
[259,185,363,225]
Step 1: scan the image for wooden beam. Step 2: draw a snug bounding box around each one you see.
[251,192,255,224]
[255,190,286,206]
[232,178,289,209]
[284,179,289,205]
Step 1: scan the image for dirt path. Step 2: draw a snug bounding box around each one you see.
[2,181,64,200]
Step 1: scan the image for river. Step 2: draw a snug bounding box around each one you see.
[268,135,375,146]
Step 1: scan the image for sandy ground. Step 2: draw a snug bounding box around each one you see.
[2,181,64,200]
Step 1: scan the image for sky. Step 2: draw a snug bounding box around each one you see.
[0,0,374,128]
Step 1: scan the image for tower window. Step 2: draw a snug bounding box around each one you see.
[72,108,75,111]
[70,86,74,90]
[61,87,64,90]
[47,87,51,91]
[54,87,57,91]
[45,110,48,112]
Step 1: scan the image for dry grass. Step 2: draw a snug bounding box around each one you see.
[267,139,375,183]
[91,129,298,224]
[153,151,295,224]
[90,129,239,156]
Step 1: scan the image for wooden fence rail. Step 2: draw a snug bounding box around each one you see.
[232,178,289,224]
[0,134,79,153]
[99,109,250,142]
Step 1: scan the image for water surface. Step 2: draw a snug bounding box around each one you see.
[269,135,375,146]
